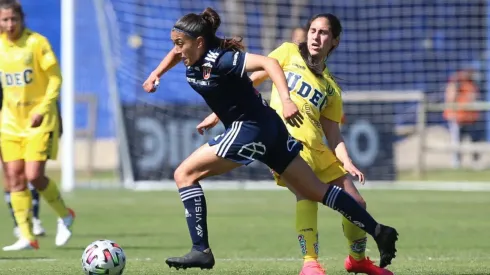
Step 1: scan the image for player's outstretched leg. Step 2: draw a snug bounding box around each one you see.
[165,183,215,270]
[338,177,394,274]
[7,186,46,238]
[282,156,398,268]
[2,160,39,251]
[26,159,75,247]
[3,168,21,238]
[28,183,46,237]
[295,200,326,275]
[165,144,240,270]
[35,177,75,246]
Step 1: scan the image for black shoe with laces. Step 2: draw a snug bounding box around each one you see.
[166,248,215,270]
[373,224,399,268]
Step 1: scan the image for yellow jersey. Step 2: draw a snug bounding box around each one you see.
[0,29,61,137]
[269,42,343,152]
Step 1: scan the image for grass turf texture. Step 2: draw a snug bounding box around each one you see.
[42,168,490,184]
[0,189,487,274]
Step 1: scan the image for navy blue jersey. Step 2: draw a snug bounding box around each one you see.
[186,47,303,174]
[186,47,272,127]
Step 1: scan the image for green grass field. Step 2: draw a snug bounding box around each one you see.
[0,189,488,274]
[46,168,490,184]
[37,166,490,185]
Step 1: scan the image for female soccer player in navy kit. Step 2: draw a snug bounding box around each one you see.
[144,7,398,271]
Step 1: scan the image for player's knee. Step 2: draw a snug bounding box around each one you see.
[6,170,26,191]
[25,170,43,185]
[294,191,307,201]
[173,165,196,188]
[282,156,326,203]
[3,177,10,192]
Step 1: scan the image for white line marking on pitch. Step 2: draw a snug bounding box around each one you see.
[0,256,484,263]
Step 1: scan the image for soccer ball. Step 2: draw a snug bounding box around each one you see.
[81,240,126,275]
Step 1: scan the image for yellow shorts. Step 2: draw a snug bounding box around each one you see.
[275,146,347,187]
[1,131,59,162]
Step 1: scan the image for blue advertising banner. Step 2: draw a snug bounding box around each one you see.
[123,102,396,181]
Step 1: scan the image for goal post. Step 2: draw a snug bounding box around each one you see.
[93,0,135,187]
[60,0,75,192]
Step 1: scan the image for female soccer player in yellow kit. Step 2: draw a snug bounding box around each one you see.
[0,1,75,251]
[254,14,393,275]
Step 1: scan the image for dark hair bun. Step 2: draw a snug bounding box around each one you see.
[201,7,221,34]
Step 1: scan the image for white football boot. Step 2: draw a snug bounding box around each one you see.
[55,208,75,246]
[33,218,46,236]
[13,218,46,237]
[3,238,39,251]
[13,227,20,238]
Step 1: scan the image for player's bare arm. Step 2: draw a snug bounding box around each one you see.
[143,50,182,93]
[320,116,365,183]
[249,70,269,86]
[196,112,219,135]
[244,54,303,127]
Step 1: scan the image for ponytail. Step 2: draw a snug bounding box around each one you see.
[174,7,245,52]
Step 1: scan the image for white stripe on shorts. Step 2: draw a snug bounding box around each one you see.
[216,121,243,157]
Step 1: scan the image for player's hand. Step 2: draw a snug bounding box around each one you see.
[31,114,44,128]
[143,72,160,93]
[344,161,365,184]
[196,113,220,135]
[282,99,303,127]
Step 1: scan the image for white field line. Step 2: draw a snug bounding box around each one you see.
[130,180,490,192]
[0,256,484,263]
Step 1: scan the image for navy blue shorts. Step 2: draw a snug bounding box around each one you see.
[208,117,303,174]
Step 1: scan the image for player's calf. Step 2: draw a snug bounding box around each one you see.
[28,183,41,221]
[282,157,399,267]
[13,218,45,238]
[166,248,215,270]
[4,191,17,228]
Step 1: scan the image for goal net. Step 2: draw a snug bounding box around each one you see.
[69,0,487,190]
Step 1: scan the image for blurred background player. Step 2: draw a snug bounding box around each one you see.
[1,102,61,239]
[0,0,74,251]
[291,26,306,45]
[443,65,483,169]
[0,15,45,239]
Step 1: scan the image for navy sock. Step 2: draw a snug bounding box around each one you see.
[4,191,17,227]
[322,185,378,237]
[29,183,40,219]
[179,184,209,252]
